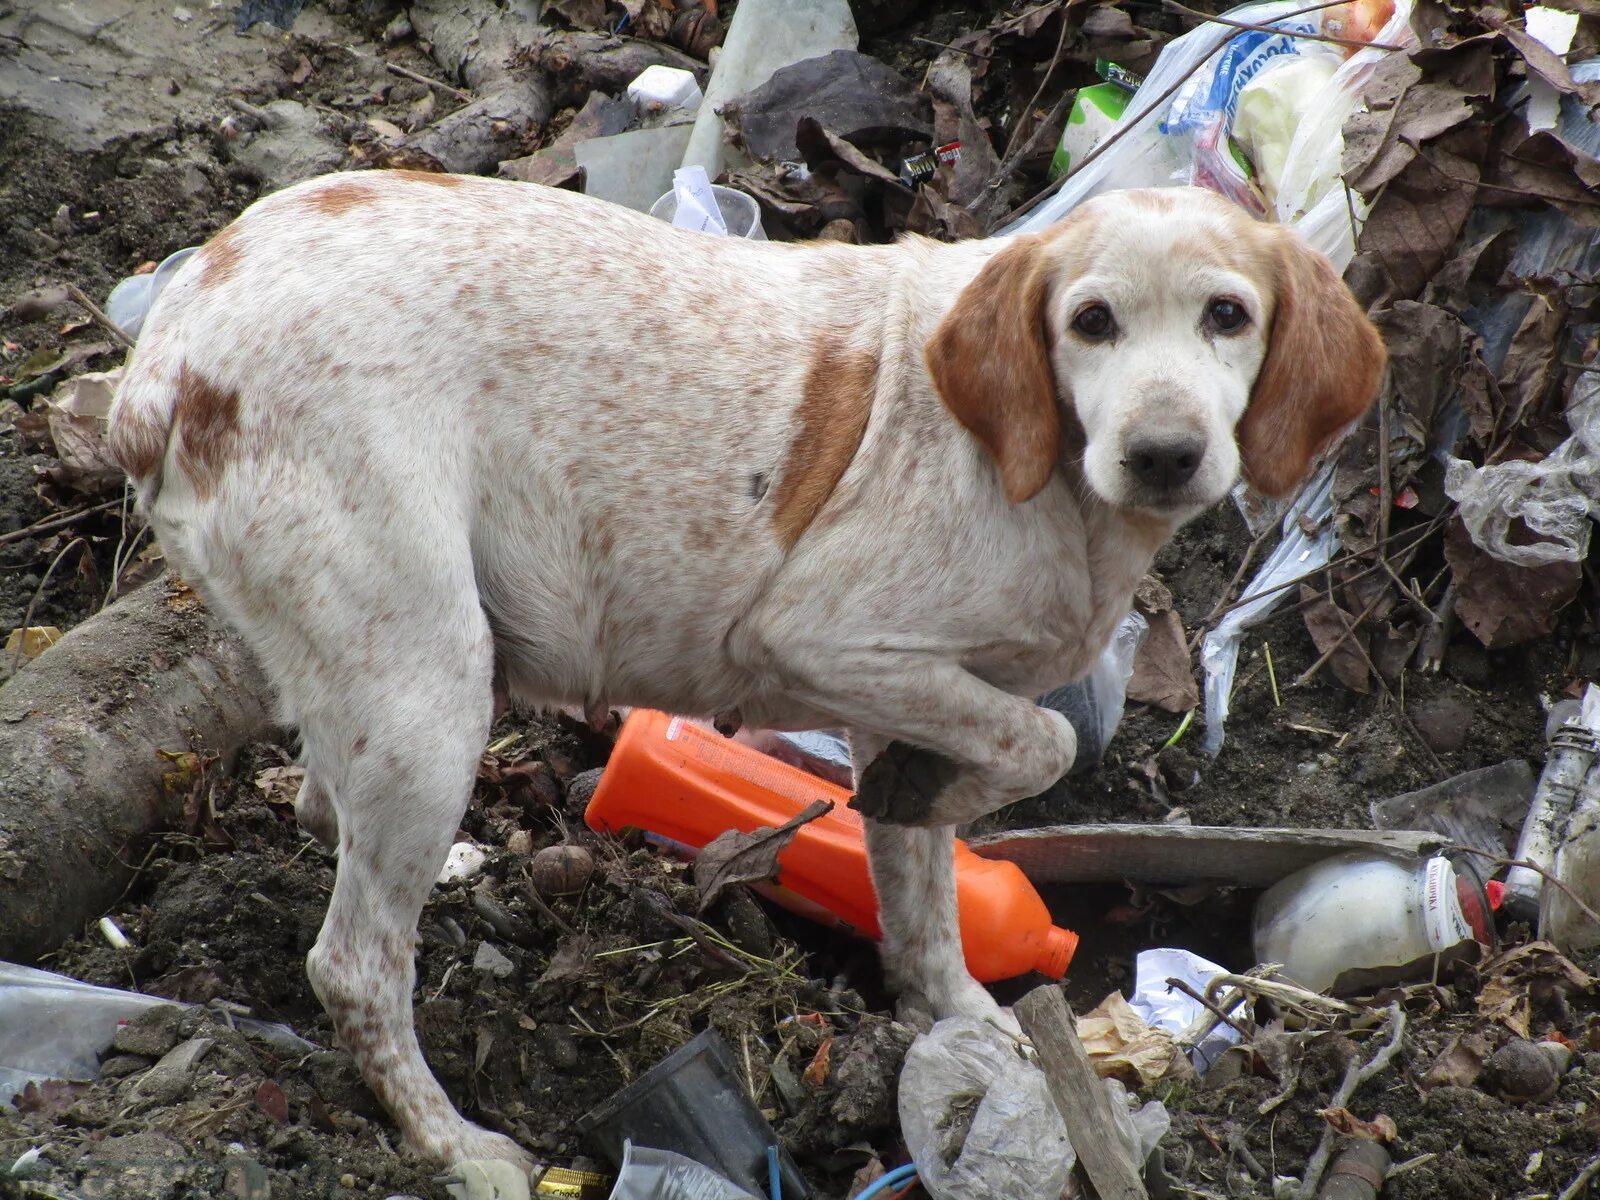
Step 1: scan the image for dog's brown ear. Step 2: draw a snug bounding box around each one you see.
[924,235,1061,504]
[1238,231,1387,498]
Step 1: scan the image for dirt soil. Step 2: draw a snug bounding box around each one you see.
[3,1,1600,1198]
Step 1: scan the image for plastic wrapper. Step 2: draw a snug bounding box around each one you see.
[900,1017,1074,1200]
[1127,947,1242,1072]
[1201,463,1337,756]
[1038,609,1148,774]
[1,961,315,1104]
[1001,0,1418,269]
[1444,373,1600,566]
[900,1017,1169,1200]
[604,1142,761,1200]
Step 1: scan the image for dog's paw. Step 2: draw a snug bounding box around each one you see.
[849,740,960,823]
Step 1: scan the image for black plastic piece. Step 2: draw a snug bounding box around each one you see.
[575,1028,808,1198]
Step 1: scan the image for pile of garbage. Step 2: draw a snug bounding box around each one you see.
[4,0,1600,1197]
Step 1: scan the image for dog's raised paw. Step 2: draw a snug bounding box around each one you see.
[849,740,959,823]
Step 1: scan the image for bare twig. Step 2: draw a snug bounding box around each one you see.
[0,497,122,546]
[911,35,997,61]
[1298,1002,1407,1199]
[1446,846,1600,932]
[386,61,472,102]
[9,537,87,676]
[1166,976,1254,1038]
[1188,509,1282,652]
[1415,577,1458,673]
[1203,972,1366,1022]
[1163,0,1405,50]
[1204,513,1449,628]
[981,10,1073,196]
[1559,1153,1600,1200]
[64,284,134,349]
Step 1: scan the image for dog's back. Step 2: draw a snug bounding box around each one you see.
[110,171,924,718]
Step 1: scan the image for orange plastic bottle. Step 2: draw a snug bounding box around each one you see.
[585,710,1078,983]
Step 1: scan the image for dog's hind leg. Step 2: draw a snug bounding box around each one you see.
[207,506,532,1171]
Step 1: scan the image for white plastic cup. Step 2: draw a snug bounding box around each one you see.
[648,185,766,240]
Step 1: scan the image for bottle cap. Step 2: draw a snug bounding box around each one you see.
[1037,926,1080,980]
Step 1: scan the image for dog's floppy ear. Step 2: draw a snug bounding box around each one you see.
[924,234,1061,504]
[1238,231,1387,498]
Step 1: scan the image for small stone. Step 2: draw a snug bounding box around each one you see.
[473,941,515,979]
[438,841,489,885]
[564,768,603,814]
[1582,1051,1600,1076]
[528,844,594,897]
[532,1024,580,1071]
[1537,1040,1573,1076]
[382,12,413,42]
[223,1156,271,1200]
[506,829,535,857]
[113,1004,184,1058]
[130,1036,214,1106]
[1409,688,1474,755]
[1485,1038,1559,1104]
[339,1173,357,1189]
[99,1053,154,1080]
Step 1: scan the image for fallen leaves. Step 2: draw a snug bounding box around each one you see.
[1319,1106,1398,1142]
[1444,516,1583,648]
[1477,941,1595,1038]
[1421,1030,1491,1088]
[1128,577,1198,714]
[693,799,832,911]
[1077,990,1194,1087]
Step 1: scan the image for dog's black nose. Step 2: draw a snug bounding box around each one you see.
[1125,436,1204,491]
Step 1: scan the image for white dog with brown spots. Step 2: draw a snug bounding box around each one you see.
[110,171,1385,1172]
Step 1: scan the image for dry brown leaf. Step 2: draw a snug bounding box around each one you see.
[1445,518,1583,649]
[253,764,305,808]
[694,798,832,911]
[1128,607,1199,712]
[1421,1031,1491,1088]
[1077,990,1194,1086]
[803,1035,834,1088]
[14,1079,90,1118]
[1354,131,1483,304]
[1477,941,1595,1036]
[1299,584,1371,693]
[1319,1107,1398,1142]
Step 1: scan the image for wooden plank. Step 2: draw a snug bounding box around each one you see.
[968,824,1445,888]
[1015,985,1148,1200]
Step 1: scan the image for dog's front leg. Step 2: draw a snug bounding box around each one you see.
[736,632,1078,1027]
[848,732,1015,1032]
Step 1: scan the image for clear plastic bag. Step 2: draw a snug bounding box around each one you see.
[1038,610,1148,774]
[1,961,314,1104]
[1200,464,1337,756]
[900,1018,1074,1200]
[900,1017,1169,1200]
[1001,0,1418,269]
[1443,372,1600,566]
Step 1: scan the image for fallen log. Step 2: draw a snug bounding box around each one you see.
[405,0,554,175]
[0,576,272,961]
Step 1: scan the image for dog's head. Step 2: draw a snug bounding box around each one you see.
[924,187,1386,511]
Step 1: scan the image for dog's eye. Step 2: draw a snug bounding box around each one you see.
[1207,298,1249,333]
[1072,304,1115,339]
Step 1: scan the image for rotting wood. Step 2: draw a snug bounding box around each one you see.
[1015,984,1149,1200]
[0,575,272,960]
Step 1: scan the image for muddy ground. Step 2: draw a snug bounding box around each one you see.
[4,1,1600,1198]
